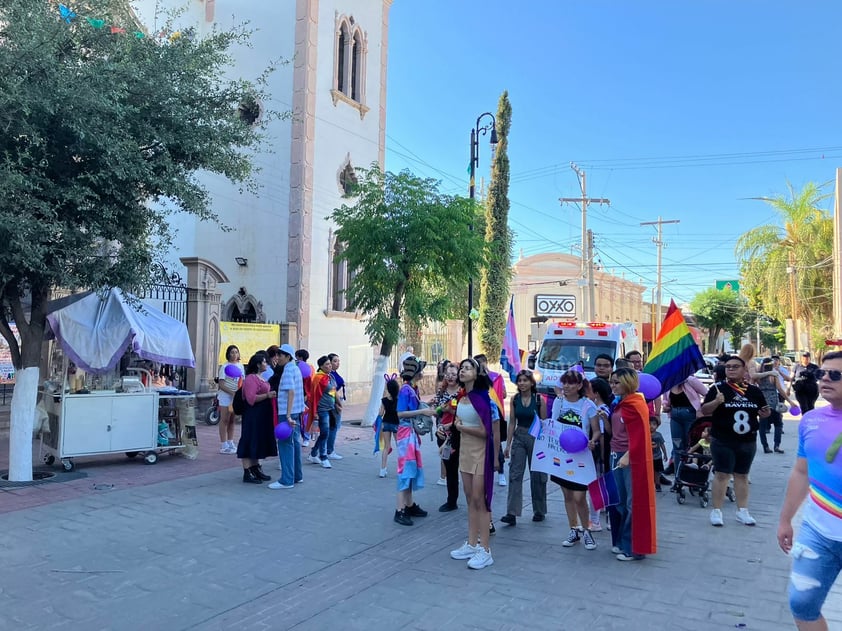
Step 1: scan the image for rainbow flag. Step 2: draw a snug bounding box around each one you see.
[643,300,705,394]
[500,296,522,384]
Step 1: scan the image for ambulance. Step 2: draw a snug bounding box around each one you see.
[533,321,640,394]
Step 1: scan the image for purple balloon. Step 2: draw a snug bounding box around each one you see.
[559,427,589,453]
[637,373,662,401]
[224,364,241,379]
[789,405,801,416]
[298,362,312,379]
[274,422,293,441]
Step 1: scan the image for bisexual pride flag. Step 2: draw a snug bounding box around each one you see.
[643,299,706,394]
[500,296,522,384]
[588,470,620,511]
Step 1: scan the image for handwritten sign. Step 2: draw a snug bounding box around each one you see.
[531,419,597,486]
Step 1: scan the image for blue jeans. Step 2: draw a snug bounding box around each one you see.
[669,406,696,462]
[759,409,783,449]
[310,410,331,460]
[327,409,341,455]
[789,520,842,622]
[608,451,635,556]
[278,414,303,485]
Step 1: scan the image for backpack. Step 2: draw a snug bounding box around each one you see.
[232,387,246,416]
[411,402,433,438]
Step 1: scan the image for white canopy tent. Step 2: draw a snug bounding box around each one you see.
[46,288,195,375]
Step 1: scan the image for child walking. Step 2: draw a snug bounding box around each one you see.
[649,416,670,491]
[378,377,400,477]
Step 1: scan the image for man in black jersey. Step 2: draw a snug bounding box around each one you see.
[700,355,770,528]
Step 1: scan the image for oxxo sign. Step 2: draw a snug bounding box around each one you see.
[535,294,577,318]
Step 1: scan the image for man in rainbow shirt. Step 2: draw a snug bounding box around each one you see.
[778,350,842,631]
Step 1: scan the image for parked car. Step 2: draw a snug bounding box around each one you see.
[695,358,716,389]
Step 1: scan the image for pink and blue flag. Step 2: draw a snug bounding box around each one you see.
[500,296,522,384]
[528,412,542,439]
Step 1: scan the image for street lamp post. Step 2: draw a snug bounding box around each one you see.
[467,112,498,357]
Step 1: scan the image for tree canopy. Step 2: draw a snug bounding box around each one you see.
[478,91,513,362]
[0,0,273,366]
[330,165,485,357]
[735,182,833,351]
[689,288,747,353]
[0,0,276,480]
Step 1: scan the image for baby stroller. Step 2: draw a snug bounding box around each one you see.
[672,418,735,508]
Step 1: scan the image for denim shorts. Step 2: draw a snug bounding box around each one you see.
[381,422,399,434]
[710,437,756,475]
[788,520,842,622]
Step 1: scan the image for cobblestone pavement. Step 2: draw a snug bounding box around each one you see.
[0,407,840,629]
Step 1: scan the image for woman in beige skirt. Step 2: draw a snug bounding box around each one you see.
[448,358,500,570]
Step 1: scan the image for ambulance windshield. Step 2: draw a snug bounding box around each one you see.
[536,339,616,372]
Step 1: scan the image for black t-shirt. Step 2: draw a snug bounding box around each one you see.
[793,362,819,392]
[704,381,768,443]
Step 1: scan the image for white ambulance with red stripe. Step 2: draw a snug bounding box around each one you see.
[534,321,639,394]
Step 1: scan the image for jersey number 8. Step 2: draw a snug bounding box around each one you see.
[732,410,751,435]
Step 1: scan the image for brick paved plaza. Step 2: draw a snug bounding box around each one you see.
[0,407,839,630]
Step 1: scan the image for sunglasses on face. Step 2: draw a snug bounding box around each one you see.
[816,369,842,382]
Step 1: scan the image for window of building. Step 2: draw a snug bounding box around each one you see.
[337,25,348,95]
[330,240,354,313]
[351,31,362,102]
[332,16,368,117]
[338,163,358,196]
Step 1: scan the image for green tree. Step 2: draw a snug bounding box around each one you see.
[735,182,833,352]
[330,165,484,424]
[0,0,276,480]
[689,288,746,352]
[478,91,513,362]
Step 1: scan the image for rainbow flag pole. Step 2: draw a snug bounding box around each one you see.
[643,300,706,394]
[500,296,522,384]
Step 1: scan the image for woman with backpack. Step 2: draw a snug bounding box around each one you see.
[392,356,436,526]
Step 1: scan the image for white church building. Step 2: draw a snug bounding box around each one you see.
[131,0,393,399]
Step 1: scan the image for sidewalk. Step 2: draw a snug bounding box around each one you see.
[0,407,839,629]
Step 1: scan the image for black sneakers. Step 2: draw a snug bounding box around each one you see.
[501,514,517,526]
[406,503,428,517]
[394,509,413,526]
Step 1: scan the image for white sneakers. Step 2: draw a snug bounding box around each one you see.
[378,468,387,478]
[436,477,447,486]
[306,455,321,465]
[327,452,343,460]
[467,547,494,570]
[321,459,332,469]
[498,473,507,487]
[219,441,236,454]
[736,508,757,526]
[268,481,293,490]
[450,542,493,569]
[711,507,757,526]
[450,542,480,560]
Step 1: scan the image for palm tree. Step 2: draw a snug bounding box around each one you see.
[735,182,833,352]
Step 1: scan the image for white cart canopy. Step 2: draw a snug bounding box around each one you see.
[46,288,195,374]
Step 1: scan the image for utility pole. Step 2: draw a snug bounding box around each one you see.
[587,230,596,320]
[560,164,609,321]
[787,251,799,352]
[640,216,680,340]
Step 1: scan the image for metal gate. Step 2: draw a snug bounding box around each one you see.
[136,263,189,387]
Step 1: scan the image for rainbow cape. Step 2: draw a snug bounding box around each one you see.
[643,300,705,393]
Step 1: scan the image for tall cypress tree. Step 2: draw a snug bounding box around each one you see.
[478,91,513,362]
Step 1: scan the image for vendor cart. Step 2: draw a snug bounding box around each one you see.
[40,288,196,471]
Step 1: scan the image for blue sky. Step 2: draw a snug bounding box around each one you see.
[384,1,842,307]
